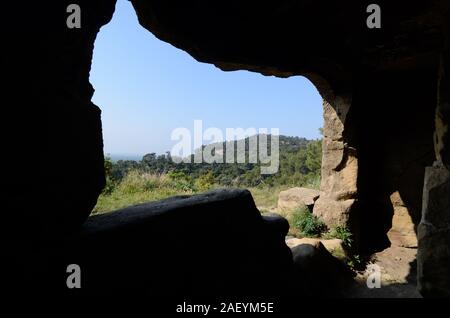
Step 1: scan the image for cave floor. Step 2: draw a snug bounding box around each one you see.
[344,246,421,298]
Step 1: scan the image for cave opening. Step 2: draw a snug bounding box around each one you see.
[87,0,434,297]
[89,0,324,219]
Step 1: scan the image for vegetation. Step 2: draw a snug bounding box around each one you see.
[346,254,363,271]
[94,134,322,214]
[291,205,326,238]
[94,171,195,213]
[324,226,354,248]
[109,135,322,188]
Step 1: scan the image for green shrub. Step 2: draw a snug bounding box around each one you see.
[292,205,326,238]
[347,254,363,270]
[167,171,195,191]
[194,171,216,192]
[102,156,117,195]
[102,176,116,195]
[326,226,353,248]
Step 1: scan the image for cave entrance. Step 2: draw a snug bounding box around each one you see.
[89,0,428,296]
[89,0,324,220]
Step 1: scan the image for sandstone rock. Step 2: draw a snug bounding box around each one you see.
[5,189,293,297]
[277,187,320,211]
[4,0,450,301]
[418,162,450,297]
[286,237,346,259]
[315,99,358,232]
[387,191,418,248]
[313,196,354,227]
[290,241,353,296]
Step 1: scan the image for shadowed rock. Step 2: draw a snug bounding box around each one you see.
[4,189,292,298]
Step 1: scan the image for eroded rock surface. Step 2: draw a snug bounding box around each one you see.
[387,192,418,248]
[278,187,320,211]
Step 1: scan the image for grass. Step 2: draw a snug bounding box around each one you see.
[246,185,291,213]
[93,171,194,214]
[94,170,368,271]
[93,172,291,215]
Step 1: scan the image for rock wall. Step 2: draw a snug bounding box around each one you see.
[418,49,450,297]
[350,70,437,253]
[387,192,418,248]
[4,1,117,237]
[313,95,358,228]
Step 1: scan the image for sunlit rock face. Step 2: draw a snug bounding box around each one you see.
[2,0,449,297]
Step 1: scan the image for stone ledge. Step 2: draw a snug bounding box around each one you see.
[4,189,292,298]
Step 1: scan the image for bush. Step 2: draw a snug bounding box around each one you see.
[194,171,216,192]
[292,205,326,238]
[113,171,171,194]
[102,176,116,195]
[102,156,117,195]
[326,226,353,248]
[167,171,195,192]
[347,254,363,270]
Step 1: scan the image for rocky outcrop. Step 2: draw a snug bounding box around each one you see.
[290,240,353,297]
[313,97,358,228]
[4,1,118,236]
[286,237,346,260]
[4,189,292,297]
[128,1,447,260]
[387,192,418,248]
[3,0,450,298]
[418,49,450,298]
[278,187,320,211]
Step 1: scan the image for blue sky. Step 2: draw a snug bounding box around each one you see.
[90,0,323,156]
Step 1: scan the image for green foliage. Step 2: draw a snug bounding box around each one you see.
[95,134,324,213]
[102,156,116,195]
[326,226,353,248]
[347,254,363,270]
[292,205,326,238]
[93,171,195,214]
[167,171,195,192]
[116,171,162,195]
[305,140,322,173]
[109,135,323,189]
[194,171,216,192]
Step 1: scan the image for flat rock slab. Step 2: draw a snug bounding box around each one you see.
[286,237,345,259]
[278,187,320,211]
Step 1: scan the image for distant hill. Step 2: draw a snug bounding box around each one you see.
[108,134,322,188]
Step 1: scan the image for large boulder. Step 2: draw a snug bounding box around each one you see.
[313,197,354,227]
[286,237,346,260]
[3,189,293,299]
[278,187,320,211]
[290,240,353,297]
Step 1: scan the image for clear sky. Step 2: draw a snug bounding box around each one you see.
[90,0,323,157]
